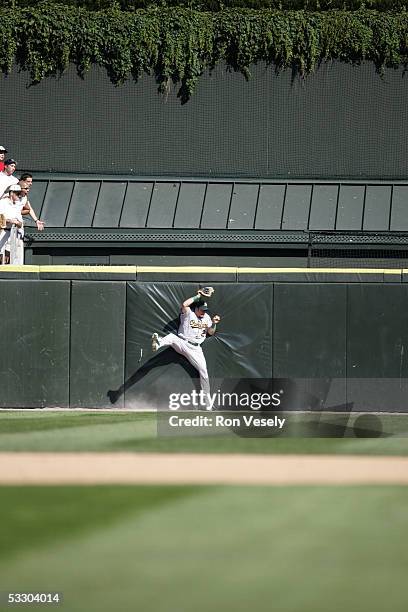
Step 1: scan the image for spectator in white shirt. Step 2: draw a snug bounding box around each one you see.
[0,159,18,198]
[0,184,23,264]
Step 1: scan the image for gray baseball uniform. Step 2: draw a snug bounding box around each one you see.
[157,308,213,403]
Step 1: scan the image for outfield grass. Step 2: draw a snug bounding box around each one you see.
[0,411,408,455]
[1,413,406,611]
[0,485,407,612]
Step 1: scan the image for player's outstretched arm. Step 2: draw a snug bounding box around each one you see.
[207,315,221,336]
[181,287,215,313]
[181,293,201,314]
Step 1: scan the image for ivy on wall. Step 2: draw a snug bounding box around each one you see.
[2,3,408,102]
[11,0,408,10]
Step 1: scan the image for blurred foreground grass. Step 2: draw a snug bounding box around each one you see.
[0,485,407,612]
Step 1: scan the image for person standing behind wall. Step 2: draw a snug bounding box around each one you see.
[19,173,32,188]
[0,184,23,264]
[0,159,18,197]
[0,146,7,172]
[19,177,44,231]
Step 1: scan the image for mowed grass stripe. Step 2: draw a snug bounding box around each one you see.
[0,486,407,612]
[1,411,408,455]
[0,486,204,563]
[0,413,146,434]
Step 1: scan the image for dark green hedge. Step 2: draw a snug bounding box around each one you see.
[11,0,408,11]
[3,4,408,102]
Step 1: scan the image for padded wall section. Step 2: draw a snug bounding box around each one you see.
[0,280,70,407]
[1,62,407,178]
[124,283,273,408]
[70,281,126,408]
[273,283,347,410]
[347,285,408,412]
[0,277,407,412]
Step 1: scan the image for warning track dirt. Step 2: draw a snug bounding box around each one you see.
[0,452,408,485]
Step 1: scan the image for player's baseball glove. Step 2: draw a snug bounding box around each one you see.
[198,286,215,298]
[0,214,6,229]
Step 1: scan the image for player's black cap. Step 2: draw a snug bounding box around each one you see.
[196,301,209,311]
[4,158,16,166]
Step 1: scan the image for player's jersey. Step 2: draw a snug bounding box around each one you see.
[178,308,212,345]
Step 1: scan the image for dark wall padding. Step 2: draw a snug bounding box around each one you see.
[70,281,126,408]
[347,285,408,412]
[0,280,70,407]
[123,283,273,408]
[273,283,347,411]
[125,283,201,409]
[273,283,346,378]
[1,277,408,411]
[1,62,407,178]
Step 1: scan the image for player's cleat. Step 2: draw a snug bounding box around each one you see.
[151,333,161,352]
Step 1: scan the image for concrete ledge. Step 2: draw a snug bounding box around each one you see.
[0,266,404,282]
[237,267,397,283]
[0,265,40,279]
[136,266,237,282]
[38,265,137,281]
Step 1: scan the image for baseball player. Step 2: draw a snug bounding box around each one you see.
[152,287,221,410]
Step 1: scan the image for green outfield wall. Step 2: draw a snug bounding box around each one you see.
[0,267,407,412]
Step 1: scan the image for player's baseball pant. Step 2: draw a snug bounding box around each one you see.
[159,333,211,404]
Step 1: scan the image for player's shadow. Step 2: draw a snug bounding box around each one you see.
[107,318,201,406]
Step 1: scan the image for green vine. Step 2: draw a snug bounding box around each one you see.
[10,0,408,10]
[2,4,408,102]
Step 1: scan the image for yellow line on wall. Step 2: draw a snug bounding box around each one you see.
[0,265,403,275]
[0,266,40,272]
[137,266,237,273]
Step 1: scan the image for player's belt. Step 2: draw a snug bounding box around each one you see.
[179,336,200,347]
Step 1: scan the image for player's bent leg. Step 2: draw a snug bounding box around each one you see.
[198,368,211,410]
[199,375,212,410]
[152,333,186,353]
[160,334,187,353]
